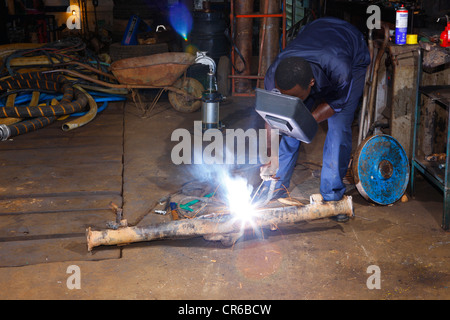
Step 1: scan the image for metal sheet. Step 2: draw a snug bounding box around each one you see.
[353,134,409,205]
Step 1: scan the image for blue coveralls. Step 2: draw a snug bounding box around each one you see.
[264,17,370,201]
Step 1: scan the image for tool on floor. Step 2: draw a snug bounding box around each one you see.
[86,195,354,251]
[170,202,179,220]
[179,193,214,212]
[154,195,171,215]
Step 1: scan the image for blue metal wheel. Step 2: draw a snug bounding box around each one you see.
[352,134,409,205]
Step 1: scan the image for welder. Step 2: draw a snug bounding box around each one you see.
[259,17,370,213]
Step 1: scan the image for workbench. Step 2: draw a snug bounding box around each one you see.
[410,48,450,230]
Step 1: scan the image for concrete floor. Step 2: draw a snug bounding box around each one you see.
[0,94,449,300]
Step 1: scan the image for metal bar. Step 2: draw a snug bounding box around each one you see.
[230,0,286,96]
[410,48,423,198]
[229,75,264,79]
[236,14,283,18]
[412,161,444,191]
[444,84,450,230]
[86,195,354,251]
[410,47,449,230]
[230,0,235,95]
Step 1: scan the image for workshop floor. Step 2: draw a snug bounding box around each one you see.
[0,93,449,300]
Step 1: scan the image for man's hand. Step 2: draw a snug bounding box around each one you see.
[260,158,279,181]
[261,122,279,181]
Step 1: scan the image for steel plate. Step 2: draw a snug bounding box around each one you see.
[353,134,409,205]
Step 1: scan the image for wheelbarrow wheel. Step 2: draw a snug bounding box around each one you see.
[168,77,204,113]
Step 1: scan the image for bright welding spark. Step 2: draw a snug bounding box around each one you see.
[222,175,258,229]
[168,3,192,42]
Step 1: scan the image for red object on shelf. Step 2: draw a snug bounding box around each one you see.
[439,19,450,47]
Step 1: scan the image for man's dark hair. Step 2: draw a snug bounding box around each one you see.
[274,56,313,90]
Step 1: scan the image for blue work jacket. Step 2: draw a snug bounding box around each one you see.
[264,17,370,113]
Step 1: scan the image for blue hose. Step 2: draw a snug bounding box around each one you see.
[0,91,126,117]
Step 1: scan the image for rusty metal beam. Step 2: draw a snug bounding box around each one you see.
[86,195,354,251]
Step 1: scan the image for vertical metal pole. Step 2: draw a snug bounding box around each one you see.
[258,0,280,89]
[234,0,254,93]
[444,86,450,230]
[410,48,422,199]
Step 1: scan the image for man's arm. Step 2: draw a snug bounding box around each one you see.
[311,102,335,123]
[260,122,279,180]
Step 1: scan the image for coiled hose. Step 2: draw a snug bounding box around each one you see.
[0,72,88,140]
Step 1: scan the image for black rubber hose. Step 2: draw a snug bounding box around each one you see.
[0,72,88,118]
[0,72,89,140]
[0,90,87,118]
[9,116,56,137]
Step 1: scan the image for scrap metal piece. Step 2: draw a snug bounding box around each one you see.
[353,134,409,205]
[106,202,127,230]
[86,195,354,251]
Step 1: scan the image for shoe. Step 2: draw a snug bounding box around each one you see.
[331,214,350,223]
[310,194,350,223]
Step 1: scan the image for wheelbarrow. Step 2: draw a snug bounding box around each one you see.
[44,52,205,115]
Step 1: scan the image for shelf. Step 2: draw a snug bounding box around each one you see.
[419,85,450,107]
[411,49,450,230]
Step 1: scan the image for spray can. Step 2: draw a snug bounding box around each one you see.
[395,5,408,45]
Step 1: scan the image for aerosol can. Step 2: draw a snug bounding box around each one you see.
[201,71,223,131]
[437,15,450,48]
[395,4,408,45]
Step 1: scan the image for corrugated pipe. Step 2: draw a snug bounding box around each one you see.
[0,72,88,140]
[62,85,97,131]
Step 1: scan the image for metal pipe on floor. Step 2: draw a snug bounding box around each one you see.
[86,195,354,251]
